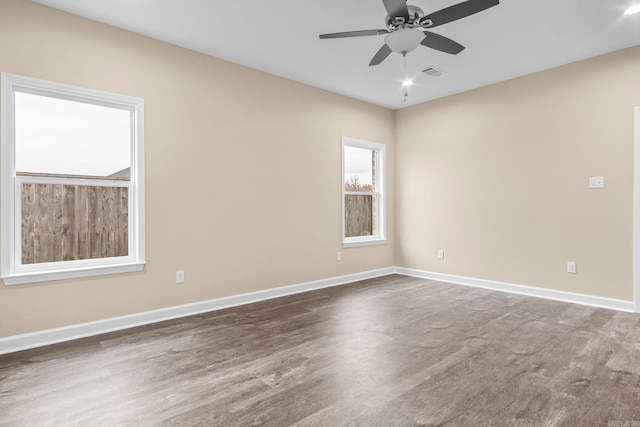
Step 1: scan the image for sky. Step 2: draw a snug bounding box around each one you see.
[15,92,131,177]
[344,146,374,186]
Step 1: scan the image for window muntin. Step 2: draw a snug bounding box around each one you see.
[1,73,145,285]
[342,137,386,247]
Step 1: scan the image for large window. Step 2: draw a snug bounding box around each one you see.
[342,136,386,247]
[1,73,145,284]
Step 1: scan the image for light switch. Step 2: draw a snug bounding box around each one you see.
[589,176,604,189]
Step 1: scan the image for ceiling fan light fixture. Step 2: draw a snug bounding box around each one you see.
[624,3,640,14]
[402,79,414,87]
[385,29,425,53]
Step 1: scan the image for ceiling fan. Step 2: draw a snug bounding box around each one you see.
[319,0,499,66]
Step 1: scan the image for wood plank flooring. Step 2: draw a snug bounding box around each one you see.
[1,274,640,426]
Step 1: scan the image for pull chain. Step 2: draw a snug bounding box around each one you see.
[403,51,408,79]
[403,52,408,102]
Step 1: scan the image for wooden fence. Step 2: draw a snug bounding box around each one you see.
[21,183,128,264]
[345,195,374,237]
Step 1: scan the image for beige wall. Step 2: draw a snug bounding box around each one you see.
[395,46,640,301]
[0,0,395,337]
[1,0,638,340]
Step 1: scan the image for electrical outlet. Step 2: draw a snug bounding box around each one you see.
[567,262,577,274]
[336,252,342,262]
[438,249,445,259]
[176,270,185,283]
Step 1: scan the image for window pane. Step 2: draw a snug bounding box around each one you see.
[21,182,128,264]
[344,146,375,190]
[15,92,131,178]
[345,194,377,237]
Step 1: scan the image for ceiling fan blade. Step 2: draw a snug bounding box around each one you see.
[319,29,389,39]
[382,0,410,21]
[369,44,393,66]
[421,31,465,54]
[421,0,499,28]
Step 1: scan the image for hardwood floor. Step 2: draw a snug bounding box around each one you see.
[1,274,640,426]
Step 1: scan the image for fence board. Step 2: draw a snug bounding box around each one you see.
[21,183,128,264]
[345,195,373,237]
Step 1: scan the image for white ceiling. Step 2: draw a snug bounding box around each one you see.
[34,0,640,110]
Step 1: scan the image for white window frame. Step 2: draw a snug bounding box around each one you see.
[341,136,386,247]
[1,73,145,285]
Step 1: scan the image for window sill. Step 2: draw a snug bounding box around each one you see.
[342,239,387,248]
[2,262,145,285]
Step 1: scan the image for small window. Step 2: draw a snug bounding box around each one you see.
[342,136,386,247]
[1,73,145,284]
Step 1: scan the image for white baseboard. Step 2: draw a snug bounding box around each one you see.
[2,266,635,355]
[0,267,395,355]
[396,267,636,313]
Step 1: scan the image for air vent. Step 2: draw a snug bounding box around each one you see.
[422,66,444,77]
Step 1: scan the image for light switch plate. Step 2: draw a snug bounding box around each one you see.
[589,176,604,189]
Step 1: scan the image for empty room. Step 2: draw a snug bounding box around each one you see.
[1,0,640,425]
